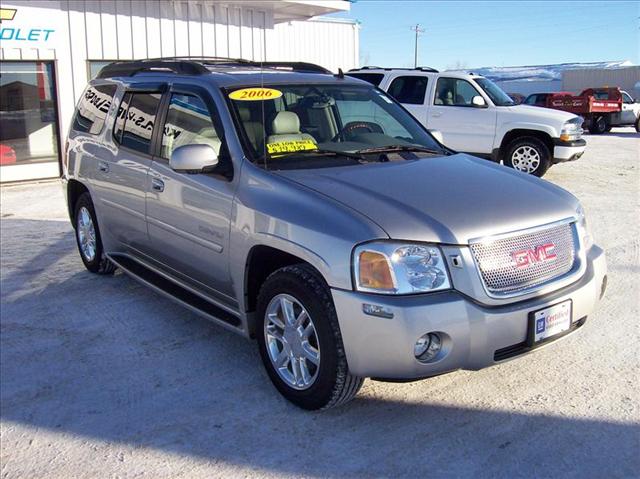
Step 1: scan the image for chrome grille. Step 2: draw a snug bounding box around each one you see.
[470,222,577,295]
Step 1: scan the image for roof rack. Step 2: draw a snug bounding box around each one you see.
[349,66,439,73]
[96,57,332,78]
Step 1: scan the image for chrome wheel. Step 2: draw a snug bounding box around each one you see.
[77,206,97,262]
[264,293,320,390]
[511,145,540,173]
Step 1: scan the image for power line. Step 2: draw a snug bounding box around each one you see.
[410,24,425,68]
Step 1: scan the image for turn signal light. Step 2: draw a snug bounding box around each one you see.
[358,251,395,291]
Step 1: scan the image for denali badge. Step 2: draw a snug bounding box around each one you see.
[511,243,557,268]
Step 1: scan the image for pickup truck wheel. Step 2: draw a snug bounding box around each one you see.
[504,137,550,177]
[256,264,364,410]
[74,192,116,275]
[635,117,639,133]
[589,115,608,134]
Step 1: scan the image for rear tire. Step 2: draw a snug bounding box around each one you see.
[74,192,117,275]
[635,117,640,133]
[589,115,608,134]
[256,264,364,410]
[503,136,551,177]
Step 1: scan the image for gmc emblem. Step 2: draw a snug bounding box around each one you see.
[511,243,557,268]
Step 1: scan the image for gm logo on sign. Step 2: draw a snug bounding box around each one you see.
[0,8,55,42]
[0,8,17,22]
[536,317,546,334]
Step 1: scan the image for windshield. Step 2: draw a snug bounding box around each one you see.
[226,83,444,168]
[474,78,515,106]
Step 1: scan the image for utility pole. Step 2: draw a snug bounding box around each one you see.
[410,24,425,68]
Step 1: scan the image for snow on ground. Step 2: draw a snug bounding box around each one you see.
[1,129,639,478]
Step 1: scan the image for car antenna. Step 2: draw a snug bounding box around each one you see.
[335,68,344,79]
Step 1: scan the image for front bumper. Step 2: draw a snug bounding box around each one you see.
[332,244,606,379]
[553,138,586,163]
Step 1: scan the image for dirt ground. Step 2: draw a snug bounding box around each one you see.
[1,128,638,478]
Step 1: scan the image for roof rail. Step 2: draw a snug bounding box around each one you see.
[96,59,210,78]
[96,57,332,78]
[349,65,439,73]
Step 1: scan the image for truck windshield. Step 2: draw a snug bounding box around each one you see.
[226,83,445,167]
[474,78,515,106]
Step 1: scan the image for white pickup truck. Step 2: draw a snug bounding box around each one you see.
[347,67,586,177]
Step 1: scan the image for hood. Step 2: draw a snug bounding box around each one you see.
[276,154,579,244]
[506,104,580,123]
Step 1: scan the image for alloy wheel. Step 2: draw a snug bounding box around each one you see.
[511,145,540,173]
[77,206,97,262]
[264,293,321,390]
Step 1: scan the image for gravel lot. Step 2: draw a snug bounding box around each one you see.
[1,129,638,478]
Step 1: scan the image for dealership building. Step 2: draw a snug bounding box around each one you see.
[0,0,358,183]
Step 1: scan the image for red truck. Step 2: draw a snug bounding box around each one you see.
[525,87,624,134]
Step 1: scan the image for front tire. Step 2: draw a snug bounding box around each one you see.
[256,264,364,410]
[503,137,551,177]
[635,117,640,133]
[74,192,116,274]
[589,115,608,134]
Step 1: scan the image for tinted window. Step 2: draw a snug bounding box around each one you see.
[161,94,222,159]
[622,92,634,104]
[73,84,117,135]
[346,73,385,87]
[434,78,480,106]
[116,92,161,154]
[113,92,130,143]
[387,76,428,105]
[524,95,537,105]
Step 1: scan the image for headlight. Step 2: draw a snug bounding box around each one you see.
[576,204,593,250]
[560,117,584,141]
[354,242,451,294]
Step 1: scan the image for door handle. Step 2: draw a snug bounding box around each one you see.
[431,112,442,118]
[98,161,109,172]
[151,178,165,192]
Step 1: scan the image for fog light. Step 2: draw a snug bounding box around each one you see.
[414,333,442,362]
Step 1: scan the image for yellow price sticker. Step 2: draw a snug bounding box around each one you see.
[229,88,283,101]
[267,139,318,155]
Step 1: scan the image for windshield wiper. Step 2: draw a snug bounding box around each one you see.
[355,145,445,155]
[264,148,365,162]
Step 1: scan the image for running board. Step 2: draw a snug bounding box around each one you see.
[108,253,242,330]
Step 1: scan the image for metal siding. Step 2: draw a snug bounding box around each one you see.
[562,67,640,94]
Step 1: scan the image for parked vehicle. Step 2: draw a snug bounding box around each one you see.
[524,92,574,107]
[0,144,16,165]
[348,67,586,177]
[507,92,525,105]
[63,58,607,410]
[525,88,639,134]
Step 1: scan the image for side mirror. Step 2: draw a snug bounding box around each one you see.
[170,144,218,173]
[429,129,444,144]
[471,95,487,108]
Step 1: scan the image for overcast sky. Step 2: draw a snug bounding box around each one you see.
[330,1,639,70]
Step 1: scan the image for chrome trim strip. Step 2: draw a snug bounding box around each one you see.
[146,215,224,253]
[100,198,145,220]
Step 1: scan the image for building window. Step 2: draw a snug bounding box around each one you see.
[87,61,115,80]
[0,61,60,167]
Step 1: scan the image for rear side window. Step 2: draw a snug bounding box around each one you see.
[387,76,428,105]
[72,84,117,134]
[346,73,385,87]
[114,92,161,155]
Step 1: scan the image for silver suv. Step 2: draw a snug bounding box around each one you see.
[63,58,607,410]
